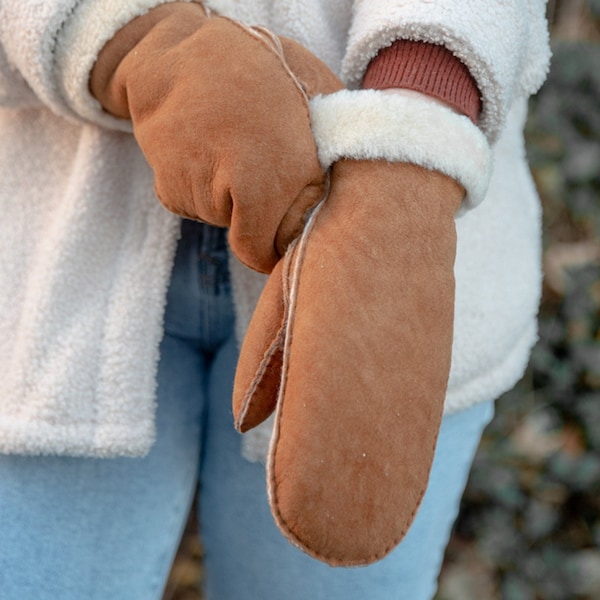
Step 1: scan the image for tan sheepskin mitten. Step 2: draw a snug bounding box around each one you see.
[233,88,493,565]
[90,2,342,273]
[233,159,463,565]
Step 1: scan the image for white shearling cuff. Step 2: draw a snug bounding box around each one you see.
[310,89,493,212]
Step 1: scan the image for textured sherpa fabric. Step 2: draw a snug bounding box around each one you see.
[309,89,492,211]
[341,0,551,142]
[0,0,196,458]
[0,0,198,125]
[0,0,550,458]
[0,110,180,457]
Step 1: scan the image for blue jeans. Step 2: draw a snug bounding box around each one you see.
[0,221,494,599]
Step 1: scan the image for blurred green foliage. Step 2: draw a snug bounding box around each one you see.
[591,0,600,18]
[439,39,600,600]
[527,42,600,237]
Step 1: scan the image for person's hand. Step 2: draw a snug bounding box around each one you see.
[233,158,464,566]
[90,2,342,273]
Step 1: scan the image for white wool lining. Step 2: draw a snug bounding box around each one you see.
[310,89,493,213]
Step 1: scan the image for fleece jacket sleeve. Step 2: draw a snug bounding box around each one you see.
[0,37,41,108]
[0,0,92,115]
[342,0,551,143]
[0,0,197,127]
[307,0,550,212]
[362,40,482,124]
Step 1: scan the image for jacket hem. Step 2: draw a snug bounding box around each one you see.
[0,419,156,458]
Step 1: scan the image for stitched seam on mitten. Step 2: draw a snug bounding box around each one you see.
[221,18,312,123]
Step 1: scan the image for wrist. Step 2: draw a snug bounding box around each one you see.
[362,40,481,124]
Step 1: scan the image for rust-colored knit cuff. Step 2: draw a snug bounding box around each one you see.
[362,40,481,124]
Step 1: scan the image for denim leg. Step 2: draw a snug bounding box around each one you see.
[200,339,494,600]
[0,333,204,600]
[0,221,234,600]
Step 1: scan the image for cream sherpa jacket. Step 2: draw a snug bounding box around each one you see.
[0,0,550,458]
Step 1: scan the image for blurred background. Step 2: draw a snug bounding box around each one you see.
[438,1,600,598]
[165,2,600,597]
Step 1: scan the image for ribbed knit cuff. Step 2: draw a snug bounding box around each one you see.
[362,40,481,124]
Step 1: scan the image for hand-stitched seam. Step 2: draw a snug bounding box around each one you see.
[266,177,446,562]
[238,326,285,427]
[222,18,312,123]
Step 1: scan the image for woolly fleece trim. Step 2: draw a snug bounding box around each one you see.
[310,89,492,212]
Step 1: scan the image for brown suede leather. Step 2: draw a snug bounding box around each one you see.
[233,255,286,431]
[233,160,463,565]
[90,3,342,273]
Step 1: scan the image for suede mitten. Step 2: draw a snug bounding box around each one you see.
[233,158,464,566]
[90,2,342,273]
